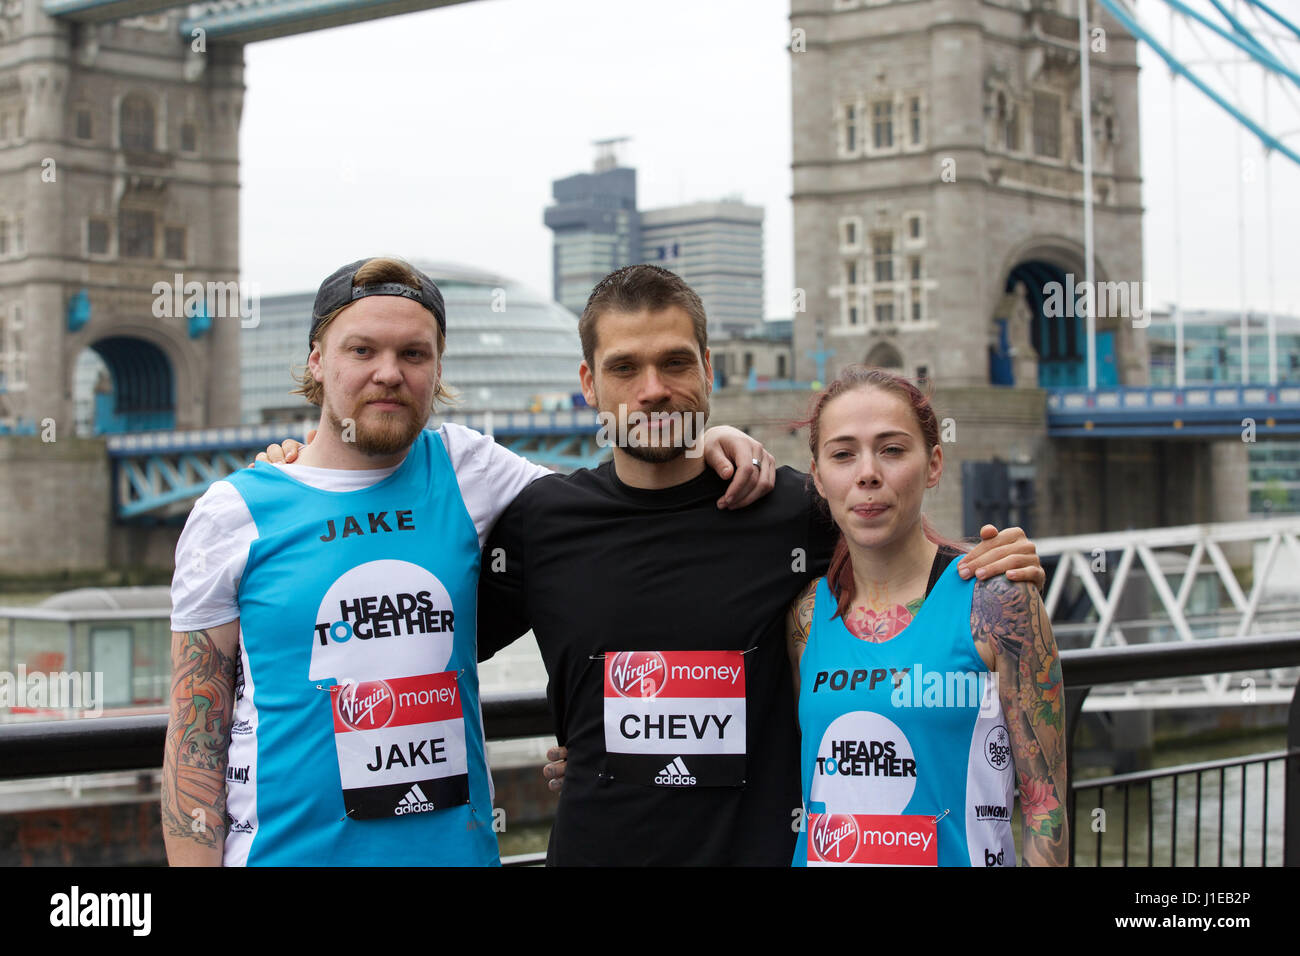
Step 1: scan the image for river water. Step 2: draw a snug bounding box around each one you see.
[1067,731,1288,867]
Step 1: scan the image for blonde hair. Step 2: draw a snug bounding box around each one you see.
[291,256,457,408]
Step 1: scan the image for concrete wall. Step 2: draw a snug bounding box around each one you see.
[0,435,109,573]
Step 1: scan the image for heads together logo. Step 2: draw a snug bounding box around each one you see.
[0,667,103,717]
[151,274,261,328]
[1042,273,1150,328]
[308,560,457,686]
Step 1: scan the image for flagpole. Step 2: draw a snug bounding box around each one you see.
[1080,0,1097,390]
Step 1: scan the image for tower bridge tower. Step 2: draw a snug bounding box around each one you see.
[791,0,1149,390]
[0,6,244,434]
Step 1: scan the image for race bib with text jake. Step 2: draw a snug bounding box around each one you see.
[330,672,469,819]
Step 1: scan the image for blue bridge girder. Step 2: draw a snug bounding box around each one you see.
[41,0,484,44]
[106,412,608,521]
[1046,384,1300,438]
[42,0,183,22]
[178,0,479,44]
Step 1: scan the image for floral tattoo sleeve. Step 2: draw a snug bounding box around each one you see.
[162,629,236,851]
[971,576,1069,866]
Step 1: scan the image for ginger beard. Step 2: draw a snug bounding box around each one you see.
[326,390,429,456]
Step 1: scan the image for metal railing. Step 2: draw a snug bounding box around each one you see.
[0,637,1297,866]
[1062,633,1300,866]
[1071,751,1290,866]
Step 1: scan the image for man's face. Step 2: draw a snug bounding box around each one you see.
[308,296,441,457]
[579,305,712,463]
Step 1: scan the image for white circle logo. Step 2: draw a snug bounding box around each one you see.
[811,711,917,814]
[309,559,455,681]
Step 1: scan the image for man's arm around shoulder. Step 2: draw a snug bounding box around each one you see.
[162,620,240,866]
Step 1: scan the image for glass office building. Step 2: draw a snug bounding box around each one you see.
[1147,309,1300,516]
[641,199,765,336]
[1147,309,1300,386]
[240,261,583,423]
[543,165,640,317]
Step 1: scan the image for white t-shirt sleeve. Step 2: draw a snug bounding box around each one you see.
[169,480,258,632]
[437,421,551,550]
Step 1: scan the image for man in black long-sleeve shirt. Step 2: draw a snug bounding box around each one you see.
[478,265,1041,866]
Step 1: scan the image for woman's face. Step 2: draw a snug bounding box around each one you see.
[811,385,943,551]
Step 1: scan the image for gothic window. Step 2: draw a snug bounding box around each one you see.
[1033,91,1061,158]
[121,95,155,152]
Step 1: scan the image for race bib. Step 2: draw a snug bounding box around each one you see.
[602,650,746,787]
[806,813,938,866]
[329,671,469,820]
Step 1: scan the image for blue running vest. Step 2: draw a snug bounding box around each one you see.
[793,560,1016,867]
[222,428,498,865]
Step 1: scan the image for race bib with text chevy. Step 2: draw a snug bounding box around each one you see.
[602,650,746,787]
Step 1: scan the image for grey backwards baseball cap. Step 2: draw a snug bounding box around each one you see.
[310,258,446,348]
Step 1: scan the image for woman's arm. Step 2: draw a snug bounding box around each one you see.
[785,579,817,702]
[971,577,1069,866]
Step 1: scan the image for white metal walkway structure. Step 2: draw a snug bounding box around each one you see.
[1037,517,1300,709]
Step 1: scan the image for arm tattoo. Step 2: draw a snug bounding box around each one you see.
[972,576,1069,866]
[788,580,817,646]
[162,629,236,849]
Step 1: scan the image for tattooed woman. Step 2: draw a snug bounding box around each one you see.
[787,367,1068,867]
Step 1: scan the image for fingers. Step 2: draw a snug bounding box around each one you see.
[958,542,1018,577]
[1006,562,1048,592]
[543,745,568,793]
[962,551,1041,582]
[718,447,775,509]
[282,439,303,463]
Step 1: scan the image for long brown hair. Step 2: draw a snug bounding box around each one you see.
[801,365,968,621]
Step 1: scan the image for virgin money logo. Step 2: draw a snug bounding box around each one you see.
[336,679,395,731]
[609,651,668,698]
[810,813,860,864]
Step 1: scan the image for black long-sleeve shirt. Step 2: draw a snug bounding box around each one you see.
[478,461,838,866]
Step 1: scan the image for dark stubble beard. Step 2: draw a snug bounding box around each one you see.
[614,396,711,465]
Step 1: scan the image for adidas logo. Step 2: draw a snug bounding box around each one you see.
[654,757,697,787]
[393,783,436,816]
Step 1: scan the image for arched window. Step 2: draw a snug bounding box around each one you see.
[865,342,903,370]
[121,95,155,152]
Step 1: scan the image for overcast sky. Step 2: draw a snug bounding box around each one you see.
[238,0,1300,322]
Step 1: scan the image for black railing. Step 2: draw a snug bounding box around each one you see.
[1071,751,1292,867]
[1061,633,1300,867]
[1,636,1298,866]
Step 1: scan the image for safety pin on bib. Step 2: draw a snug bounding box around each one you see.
[933,808,951,825]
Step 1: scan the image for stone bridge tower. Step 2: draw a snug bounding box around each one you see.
[0,5,243,435]
[790,0,1149,390]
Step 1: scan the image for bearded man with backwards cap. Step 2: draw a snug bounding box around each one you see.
[161,256,772,866]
